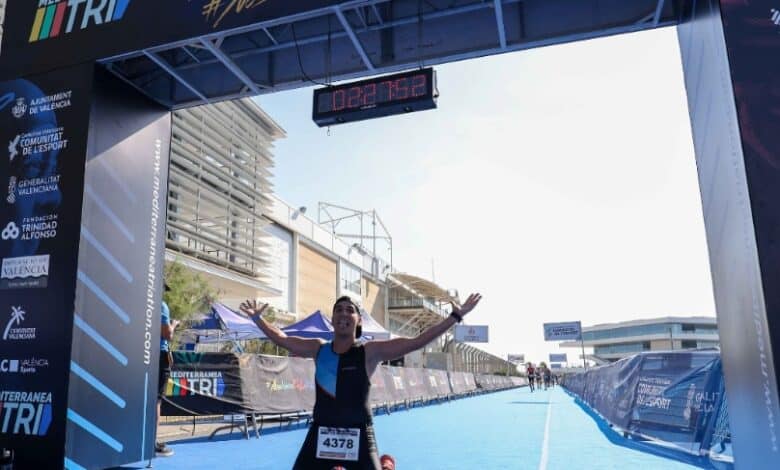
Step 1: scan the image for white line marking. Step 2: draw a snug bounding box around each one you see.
[539,396,553,470]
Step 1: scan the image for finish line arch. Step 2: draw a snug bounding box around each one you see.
[0,1,778,468]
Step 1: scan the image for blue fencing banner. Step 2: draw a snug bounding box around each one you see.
[561,351,731,466]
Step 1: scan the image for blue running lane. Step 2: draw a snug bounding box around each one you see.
[138,387,697,469]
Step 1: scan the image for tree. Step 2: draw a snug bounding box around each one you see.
[241,306,289,356]
[163,260,220,322]
[217,305,290,356]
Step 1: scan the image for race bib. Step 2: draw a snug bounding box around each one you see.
[316,427,360,461]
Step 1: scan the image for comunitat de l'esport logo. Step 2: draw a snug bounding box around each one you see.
[0,391,53,436]
[29,0,134,43]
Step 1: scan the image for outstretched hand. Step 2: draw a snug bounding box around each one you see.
[239,299,268,318]
[452,293,482,318]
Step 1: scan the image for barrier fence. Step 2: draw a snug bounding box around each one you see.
[162,352,525,422]
[561,350,733,467]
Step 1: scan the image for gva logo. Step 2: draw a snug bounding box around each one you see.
[29,0,133,43]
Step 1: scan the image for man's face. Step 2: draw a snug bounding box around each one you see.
[333,301,359,336]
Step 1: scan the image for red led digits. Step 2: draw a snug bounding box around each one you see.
[347,86,361,108]
[411,74,427,97]
[363,83,377,106]
[332,89,346,111]
[394,78,409,99]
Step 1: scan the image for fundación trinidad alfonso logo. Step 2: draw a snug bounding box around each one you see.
[28,0,134,43]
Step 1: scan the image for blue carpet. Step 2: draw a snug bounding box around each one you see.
[131,387,698,469]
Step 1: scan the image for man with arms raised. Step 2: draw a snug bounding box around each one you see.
[240,293,482,469]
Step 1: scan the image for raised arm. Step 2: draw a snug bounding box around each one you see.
[365,293,482,366]
[239,300,323,358]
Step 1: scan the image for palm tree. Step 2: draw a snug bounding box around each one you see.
[3,306,25,340]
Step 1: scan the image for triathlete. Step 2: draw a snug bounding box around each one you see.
[240,293,482,469]
[526,363,536,392]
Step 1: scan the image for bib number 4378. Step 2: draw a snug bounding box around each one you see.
[316,427,360,461]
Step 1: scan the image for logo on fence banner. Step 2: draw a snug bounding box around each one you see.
[167,371,225,397]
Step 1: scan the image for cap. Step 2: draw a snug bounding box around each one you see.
[380,454,395,470]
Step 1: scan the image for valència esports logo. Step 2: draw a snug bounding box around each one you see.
[28,0,134,43]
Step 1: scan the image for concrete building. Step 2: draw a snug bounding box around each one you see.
[166,98,512,373]
[165,98,290,316]
[560,316,720,362]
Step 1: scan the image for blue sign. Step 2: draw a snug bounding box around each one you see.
[549,354,567,363]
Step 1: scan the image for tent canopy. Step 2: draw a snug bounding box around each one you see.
[281,310,334,340]
[186,303,392,344]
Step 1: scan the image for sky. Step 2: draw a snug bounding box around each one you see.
[254,26,716,366]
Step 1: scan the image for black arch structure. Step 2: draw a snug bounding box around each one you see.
[0,1,778,468]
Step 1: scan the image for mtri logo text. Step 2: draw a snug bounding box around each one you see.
[29,0,133,43]
[0,391,53,436]
[167,371,225,397]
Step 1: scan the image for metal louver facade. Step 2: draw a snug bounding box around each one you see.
[167,98,285,282]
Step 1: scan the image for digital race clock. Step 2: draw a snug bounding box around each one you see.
[312,68,438,127]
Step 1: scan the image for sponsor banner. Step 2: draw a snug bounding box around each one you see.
[454,325,489,343]
[561,351,724,455]
[1,255,50,289]
[0,64,93,469]
[716,1,780,460]
[0,358,49,375]
[550,364,562,369]
[549,353,567,363]
[162,353,516,417]
[507,354,525,364]
[63,70,172,469]
[0,390,53,437]
[543,321,582,341]
[0,1,352,80]
[162,352,247,416]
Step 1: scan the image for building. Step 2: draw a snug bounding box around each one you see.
[261,195,390,326]
[166,98,512,373]
[560,316,720,362]
[165,98,291,318]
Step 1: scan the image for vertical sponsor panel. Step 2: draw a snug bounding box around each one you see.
[0,64,94,468]
[64,69,171,468]
[677,0,780,463]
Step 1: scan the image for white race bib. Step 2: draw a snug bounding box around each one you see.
[316,427,360,461]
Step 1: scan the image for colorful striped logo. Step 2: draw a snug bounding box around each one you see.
[29,0,133,43]
[165,376,226,397]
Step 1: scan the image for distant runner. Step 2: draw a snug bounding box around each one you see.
[526,363,536,392]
